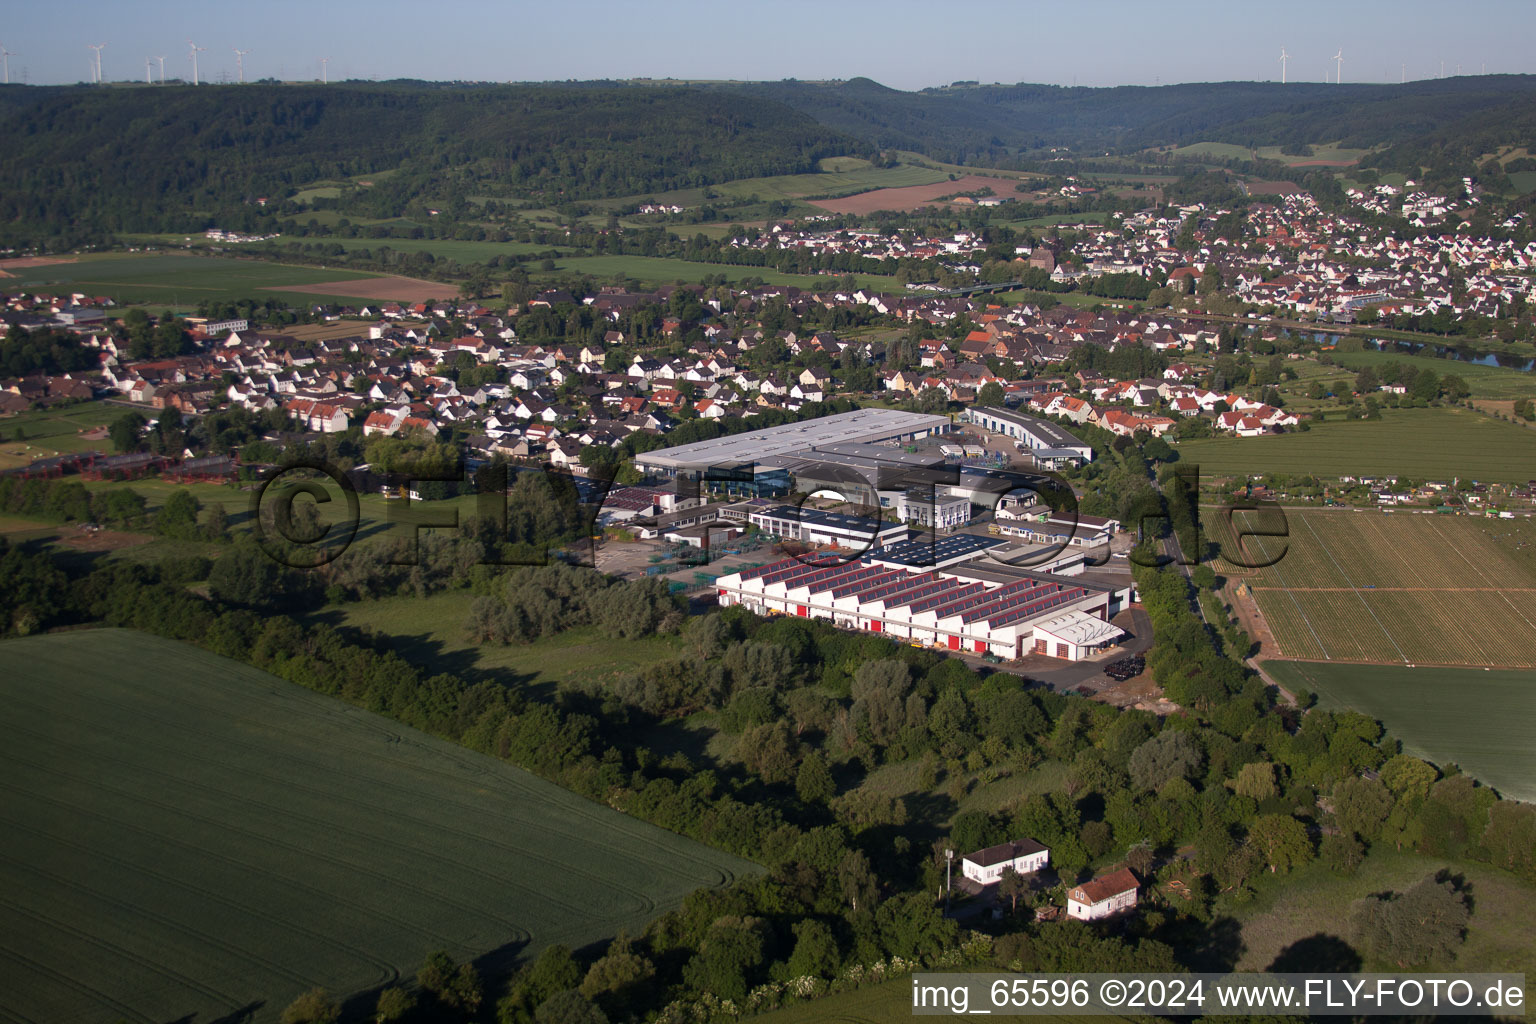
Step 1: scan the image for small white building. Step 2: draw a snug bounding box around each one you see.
[962,838,1050,885]
[1030,609,1125,662]
[897,488,971,530]
[1066,868,1139,920]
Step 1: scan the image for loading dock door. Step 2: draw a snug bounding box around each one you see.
[947,635,960,650]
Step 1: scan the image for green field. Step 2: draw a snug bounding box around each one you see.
[1175,406,1536,481]
[318,591,685,691]
[608,160,953,208]
[743,976,1126,1024]
[0,629,753,1023]
[1164,142,1371,167]
[1261,661,1536,801]
[0,399,130,468]
[317,236,567,263]
[1508,170,1536,194]
[1321,349,1536,400]
[3,252,384,306]
[1231,847,1536,975]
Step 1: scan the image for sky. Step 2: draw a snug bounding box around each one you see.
[5,0,1535,89]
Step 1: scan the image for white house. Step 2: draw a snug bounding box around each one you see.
[961,838,1050,885]
[1066,868,1139,920]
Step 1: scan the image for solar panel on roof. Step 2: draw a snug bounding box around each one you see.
[986,588,1089,629]
[830,569,906,599]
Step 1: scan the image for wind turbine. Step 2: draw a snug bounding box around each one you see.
[145,57,153,84]
[1332,49,1344,84]
[233,47,250,84]
[88,42,105,84]
[155,55,166,82]
[1,46,12,86]
[1401,62,1406,84]
[1279,47,1289,84]
[188,39,206,86]
[320,56,328,84]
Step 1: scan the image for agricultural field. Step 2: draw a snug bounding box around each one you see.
[0,629,753,1024]
[656,159,952,205]
[299,236,570,264]
[0,252,391,307]
[1210,507,1536,667]
[811,174,1027,216]
[1174,406,1536,482]
[1507,170,1536,194]
[1261,661,1536,802]
[1160,142,1372,167]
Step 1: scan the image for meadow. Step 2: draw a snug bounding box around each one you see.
[1,252,387,307]
[1229,847,1536,973]
[319,590,686,692]
[0,399,126,468]
[1260,660,1536,802]
[0,629,754,1024]
[1211,508,1536,668]
[1174,406,1536,482]
[1163,142,1372,166]
[1319,348,1536,400]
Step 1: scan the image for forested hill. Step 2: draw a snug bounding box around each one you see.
[6,75,1536,246]
[0,82,856,241]
[729,75,1536,165]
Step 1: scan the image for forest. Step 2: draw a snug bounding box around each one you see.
[0,82,854,246]
[7,74,1536,250]
[731,75,1536,167]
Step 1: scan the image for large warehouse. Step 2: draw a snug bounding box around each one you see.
[633,408,952,477]
[714,554,1132,661]
[962,407,1093,466]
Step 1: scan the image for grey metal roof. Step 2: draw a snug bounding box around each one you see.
[634,408,951,471]
[968,406,1089,450]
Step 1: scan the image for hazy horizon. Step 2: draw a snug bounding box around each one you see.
[5,0,1533,89]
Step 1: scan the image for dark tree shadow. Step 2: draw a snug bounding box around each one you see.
[1267,932,1364,973]
[1182,914,1247,971]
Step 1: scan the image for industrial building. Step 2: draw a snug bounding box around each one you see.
[713,554,1132,661]
[896,487,972,529]
[741,503,909,550]
[634,408,951,476]
[962,407,1093,466]
[994,500,1122,549]
[758,441,950,508]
